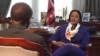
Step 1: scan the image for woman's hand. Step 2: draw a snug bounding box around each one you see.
[66,43,80,48]
[52,41,66,47]
[65,43,80,48]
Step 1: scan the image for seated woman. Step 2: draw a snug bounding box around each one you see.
[49,10,90,56]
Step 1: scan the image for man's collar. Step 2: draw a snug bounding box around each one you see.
[9,24,26,30]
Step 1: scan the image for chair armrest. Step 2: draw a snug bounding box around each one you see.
[49,43,58,56]
[86,43,92,56]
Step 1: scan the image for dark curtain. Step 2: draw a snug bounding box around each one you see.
[85,0,100,17]
[0,0,11,18]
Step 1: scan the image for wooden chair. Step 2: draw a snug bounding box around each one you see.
[0,37,45,56]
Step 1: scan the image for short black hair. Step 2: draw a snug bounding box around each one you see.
[68,10,82,23]
[11,2,33,25]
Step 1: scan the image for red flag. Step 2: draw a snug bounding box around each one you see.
[46,0,55,26]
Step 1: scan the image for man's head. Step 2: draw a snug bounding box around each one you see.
[11,2,33,28]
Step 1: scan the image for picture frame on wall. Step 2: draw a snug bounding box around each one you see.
[82,13,91,22]
[41,12,47,26]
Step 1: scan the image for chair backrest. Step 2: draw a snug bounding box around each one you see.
[0,37,45,56]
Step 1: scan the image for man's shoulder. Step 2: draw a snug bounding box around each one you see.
[25,31,42,38]
[24,31,44,41]
[0,29,10,36]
